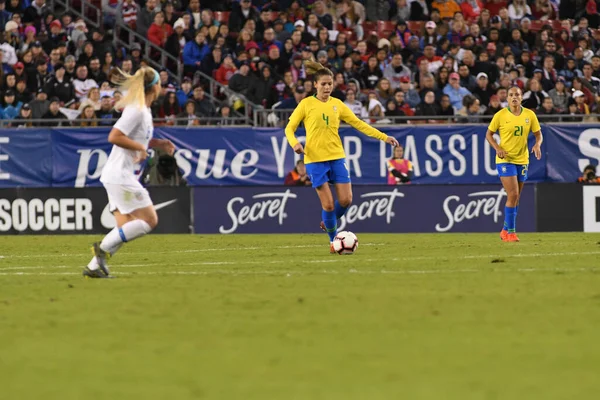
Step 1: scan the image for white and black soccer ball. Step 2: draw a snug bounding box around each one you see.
[332,231,358,255]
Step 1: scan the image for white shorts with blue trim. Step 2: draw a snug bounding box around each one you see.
[103,181,153,215]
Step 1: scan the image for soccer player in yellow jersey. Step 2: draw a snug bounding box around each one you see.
[486,86,543,242]
[285,59,399,253]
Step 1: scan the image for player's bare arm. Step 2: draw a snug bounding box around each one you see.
[531,130,543,160]
[485,129,507,159]
[149,138,176,155]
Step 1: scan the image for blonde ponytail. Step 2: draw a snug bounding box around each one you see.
[111,66,159,109]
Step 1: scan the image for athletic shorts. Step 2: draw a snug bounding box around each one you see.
[305,158,351,188]
[497,163,529,182]
[103,181,153,215]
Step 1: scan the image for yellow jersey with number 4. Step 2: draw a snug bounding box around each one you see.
[487,107,541,165]
[285,95,388,164]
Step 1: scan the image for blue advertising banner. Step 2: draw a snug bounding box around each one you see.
[0,124,597,187]
[0,129,52,188]
[543,125,600,182]
[192,185,535,234]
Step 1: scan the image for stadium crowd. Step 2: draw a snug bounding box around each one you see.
[0,0,598,126]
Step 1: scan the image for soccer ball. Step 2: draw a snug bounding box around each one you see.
[332,231,358,255]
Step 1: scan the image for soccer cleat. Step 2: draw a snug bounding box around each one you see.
[504,233,520,242]
[330,242,336,254]
[82,267,113,279]
[320,221,326,232]
[500,229,508,241]
[91,242,111,276]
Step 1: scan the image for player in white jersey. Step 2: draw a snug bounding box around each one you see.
[84,67,175,278]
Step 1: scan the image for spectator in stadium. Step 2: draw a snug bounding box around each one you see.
[367,96,391,124]
[162,2,178,27]
[0,89,21,119]
[137,0,158,36]
[337,0,364,41]
[433,0,460,21]
[276,85,306,110]
[484,94,502,116]
[15,79,32,105]
[508,0,531,21]
[148,11,173,48]
[387,144,412,185]
[409,0,430,21]
[265,45,289,79]
[397,76,419,107]
[88,57,107,85]
[573,89,592,117]
[577,164,600,184]
[284,159,311,186]
[28,59,48,93]
[522,79,548,110]
[192,85,216,118]
[434,94,453,119]
[81,87,102,111]
[177,100,201,126]
[43,63,74,104]
[200,44,224,77]
[30,89,49,119]
[472,72,494,106]
[572,77,595,105]
[228,61,253,98]
[343,88,367,118]
[383,52,411,90]
[533,0,558,20]
[11,103,33,128]
[549,77,570,113]
[457,94,483,123]
[536,96,560,122]
[96,95,118,126]
[415,89,440,117]
[40,97,66,126]
[183,30,211,76]
[313,1,333,30]
[460,0,483,20]
[444,72,470,110]
[540,55,558,92]
[77,104,98,127]
[457,63,477,92]
[158,91,181,122]
[249,65,276,108]
[229,0,259,33]
[374,79,393,105]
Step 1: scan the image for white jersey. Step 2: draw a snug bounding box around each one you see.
[100,105,153,185]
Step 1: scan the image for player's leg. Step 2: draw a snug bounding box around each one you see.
[332,159,353,219]
[514,164,528,232]
[85,183,156,278]
[499,174,520,242]
[315,184,337,253]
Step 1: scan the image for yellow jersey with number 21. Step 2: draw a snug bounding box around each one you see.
[487,107,541,165]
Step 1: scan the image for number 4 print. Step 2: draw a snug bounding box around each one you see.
[322,113,329,126]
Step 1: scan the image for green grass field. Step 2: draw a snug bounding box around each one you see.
[1,232,600,399]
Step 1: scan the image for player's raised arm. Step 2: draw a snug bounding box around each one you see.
[284,101,306,154]
[339,102,399,147]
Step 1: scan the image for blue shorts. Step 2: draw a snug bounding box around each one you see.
[497,163,529,182]
[305,158,351,188]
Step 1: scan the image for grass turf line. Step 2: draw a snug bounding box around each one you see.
[1,233,600,400]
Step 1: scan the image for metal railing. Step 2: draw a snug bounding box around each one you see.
[255,109,600,127]
[0,116,251,128]
[3,112,600,128]
[193,70,261,126]
[51,0,102,29]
